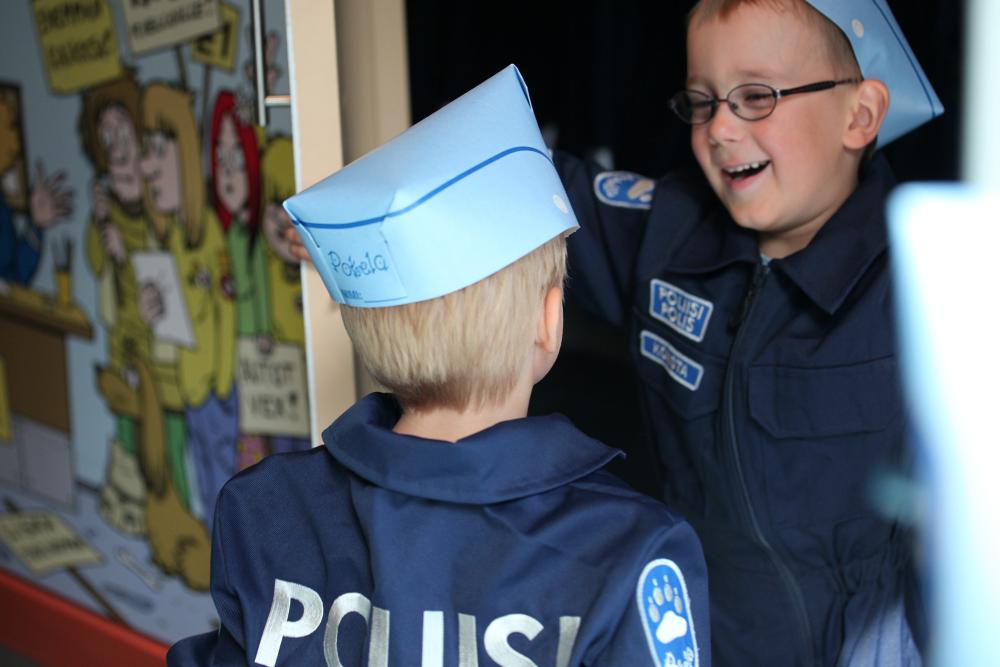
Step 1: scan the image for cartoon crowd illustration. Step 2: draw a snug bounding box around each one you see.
[81,76,307,590]
[0,17,309,601]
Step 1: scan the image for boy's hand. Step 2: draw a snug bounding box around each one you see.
[283,224,312,264]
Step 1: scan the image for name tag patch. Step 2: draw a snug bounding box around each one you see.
[593,171,655,209]
[637,558,700,667]
[640,330,703,391]
[649,280,713,343]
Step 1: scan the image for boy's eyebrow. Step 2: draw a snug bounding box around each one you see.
[686,68,791,89]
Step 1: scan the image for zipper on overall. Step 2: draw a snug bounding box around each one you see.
[725,261,816,665]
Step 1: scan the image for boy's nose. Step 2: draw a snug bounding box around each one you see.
[706,101,744,146]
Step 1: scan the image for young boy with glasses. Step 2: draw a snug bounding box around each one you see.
[553,0,943,665]
[170,66,710,667]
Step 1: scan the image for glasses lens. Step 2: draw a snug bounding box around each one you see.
[731,84,776,120]
[670,90,714,124]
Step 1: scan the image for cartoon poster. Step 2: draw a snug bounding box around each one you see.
[237,339,310,438]
[32,0,124,94]
[121,0,220,56]
[131,250,196,347]
[191,2,240,72]
[0,0,309,656]
[0,511,102,575]
[0,357,10,441]
[0,85,30,213]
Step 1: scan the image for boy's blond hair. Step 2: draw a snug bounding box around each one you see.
[690,0,862,80]
[341,235,567,412]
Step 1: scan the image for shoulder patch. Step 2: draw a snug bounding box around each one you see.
[649,280,714,343]
[640,330,703,391]
[637,558,700,667]
[593,171,656,209]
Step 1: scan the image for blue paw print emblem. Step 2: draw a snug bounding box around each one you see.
[593,171,655,209]
[636,559,699,667]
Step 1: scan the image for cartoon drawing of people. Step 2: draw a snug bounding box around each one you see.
[79,73,153,536]
[260,135,310,454]
[209,90,272,480]
[136,83,235,590]
[0,85,73,286]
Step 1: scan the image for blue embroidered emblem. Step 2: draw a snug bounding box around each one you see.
[640,330,703,391]
[637,559,700,667]
[593,171,655,209]
[649,280,714,343]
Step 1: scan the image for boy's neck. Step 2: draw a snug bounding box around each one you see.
[392,375,534,443]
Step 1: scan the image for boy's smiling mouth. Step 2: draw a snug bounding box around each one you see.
[723,160,771,180]
[720,160,772,190]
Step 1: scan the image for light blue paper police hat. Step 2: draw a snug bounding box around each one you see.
[805,0,944,146]
[283,65,578,307]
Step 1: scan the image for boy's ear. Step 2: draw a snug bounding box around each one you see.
[844,79,890,150]
[537,285,564,355]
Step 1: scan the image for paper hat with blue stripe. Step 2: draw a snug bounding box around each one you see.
[806,0,944,146]
[283,65,578,307]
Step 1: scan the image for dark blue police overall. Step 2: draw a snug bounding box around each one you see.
[167,393,709,666]
[555,152,921,667]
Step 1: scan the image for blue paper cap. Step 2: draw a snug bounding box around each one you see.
[283,65,579,307]
[806,0,944,146]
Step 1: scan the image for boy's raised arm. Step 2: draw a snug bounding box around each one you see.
[553,150,652,328]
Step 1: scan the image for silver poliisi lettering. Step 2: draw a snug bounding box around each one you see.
[458,613,480,667]
[368,606,390,667]
[323,592,371,667]
[484,614,543,667]
[422,610,444,667]
[555,616,581,667]
[255,579,324,667]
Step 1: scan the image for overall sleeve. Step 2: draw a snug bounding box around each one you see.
[553,150,652,328]
[592,520,712,667]
[167,485,250,666]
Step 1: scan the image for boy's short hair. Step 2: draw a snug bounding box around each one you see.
[341,234,567,412]
[689,0,862,80]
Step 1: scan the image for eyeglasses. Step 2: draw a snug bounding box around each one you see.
[669,79,861,124]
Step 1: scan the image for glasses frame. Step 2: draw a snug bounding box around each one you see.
[670,78,862,125]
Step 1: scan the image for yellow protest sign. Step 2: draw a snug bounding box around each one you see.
[121,0,220,56]
[0,511,102,575]
[0,356,10,440]
[191,2,239,72]
[33,0,124,94]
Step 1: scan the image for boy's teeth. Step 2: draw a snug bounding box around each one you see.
[726,162,765,174]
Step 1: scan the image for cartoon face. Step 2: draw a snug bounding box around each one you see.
[215,113,249,220]
[686,3,859,258]
[98,105,142,203]
[139,130,182,215]
[263,201,298,263]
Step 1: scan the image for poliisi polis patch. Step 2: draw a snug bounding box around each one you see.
[640,330,703,391]
[649,280,714,343]
[636,558,699,667]
[593,171,656,209]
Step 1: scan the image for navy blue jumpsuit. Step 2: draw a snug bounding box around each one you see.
[555,152,919,666]
[168,393,710,666]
